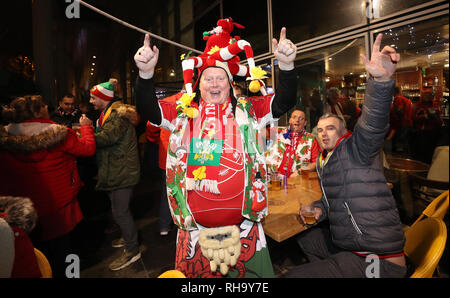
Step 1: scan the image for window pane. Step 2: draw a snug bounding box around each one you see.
[223,0,269,56]
[274,37,367,129]
[272,0,366,43]
[375,16,449,101]
[193,5,221,51]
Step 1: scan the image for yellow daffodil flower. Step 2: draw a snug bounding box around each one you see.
[193,166,207,181]
[176,92,196,110]
[238,98,248,107]
[207,45,221,55]
[250,67,267,80]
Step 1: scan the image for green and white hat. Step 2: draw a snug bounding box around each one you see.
[90,78,117,101]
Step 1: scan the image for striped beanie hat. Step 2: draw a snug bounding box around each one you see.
[90,78,118,101]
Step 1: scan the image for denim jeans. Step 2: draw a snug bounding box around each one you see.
[108,187,139,253]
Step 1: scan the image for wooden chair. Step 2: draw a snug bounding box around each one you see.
[34,248,52,278]
[404,217,447,278]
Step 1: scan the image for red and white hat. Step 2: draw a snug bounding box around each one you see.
[90,78,118,101]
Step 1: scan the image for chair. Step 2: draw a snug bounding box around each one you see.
[410,190,449,229]
[34,248,52,278]
[408,173,449,220]
[157,269,186,278]
[404,217,447,278]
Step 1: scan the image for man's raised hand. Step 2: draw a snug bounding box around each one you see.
[134,34,160,79]
[360,34,400,82]
[272,27,297,71]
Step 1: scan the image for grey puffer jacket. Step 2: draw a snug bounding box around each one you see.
[315,78,405,254]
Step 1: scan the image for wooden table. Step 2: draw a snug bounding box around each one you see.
[386,157,430,173]
[262,172,322,242]
[385,157,430,222]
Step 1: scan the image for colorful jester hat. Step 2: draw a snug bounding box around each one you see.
[180,17,267,97]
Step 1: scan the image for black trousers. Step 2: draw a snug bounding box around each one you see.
[285,223,407,278]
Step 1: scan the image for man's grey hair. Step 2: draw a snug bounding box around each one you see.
[318,113,347,134]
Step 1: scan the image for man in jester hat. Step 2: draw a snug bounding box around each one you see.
[135,25,297,277]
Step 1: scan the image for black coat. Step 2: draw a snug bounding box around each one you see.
[315,78,405,254]
[50,109,82,128]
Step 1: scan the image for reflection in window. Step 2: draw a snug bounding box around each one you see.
[376,16,449,104]
[275,37,367,130]
[272,0,366,43]
[372,0,438,18]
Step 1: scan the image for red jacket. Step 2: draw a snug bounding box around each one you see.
[0,119,96,241]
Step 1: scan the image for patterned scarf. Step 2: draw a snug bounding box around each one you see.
[57,106,80,117]
[278,129,303,177]
[185,98,232,194]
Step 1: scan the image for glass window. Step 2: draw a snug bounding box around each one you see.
[375,16,449,102]
[373,0,438,18]
[222,0,269,56]
[274,37,367,129]
[193,6,221,51]
[272,0,367,43]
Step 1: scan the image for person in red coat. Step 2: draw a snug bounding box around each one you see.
[411,88,443,163]
[0,95,96,277]
[387,87,413,153]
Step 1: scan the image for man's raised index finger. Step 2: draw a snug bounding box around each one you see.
[144,34,151,48]
[372,33,383,53]
[279,27,286,42]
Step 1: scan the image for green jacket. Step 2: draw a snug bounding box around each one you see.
[95,100,140,191]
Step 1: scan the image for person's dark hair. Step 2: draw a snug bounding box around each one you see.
[2,95,46,123]
[60,93,75,102]
[289,108,306,119]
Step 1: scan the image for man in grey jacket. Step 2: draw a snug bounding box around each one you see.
[286,34,407,278]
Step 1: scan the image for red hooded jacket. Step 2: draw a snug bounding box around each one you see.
[0,119,96,241]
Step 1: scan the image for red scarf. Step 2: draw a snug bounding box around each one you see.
[278,130,304,177]
[185,98,232,194]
